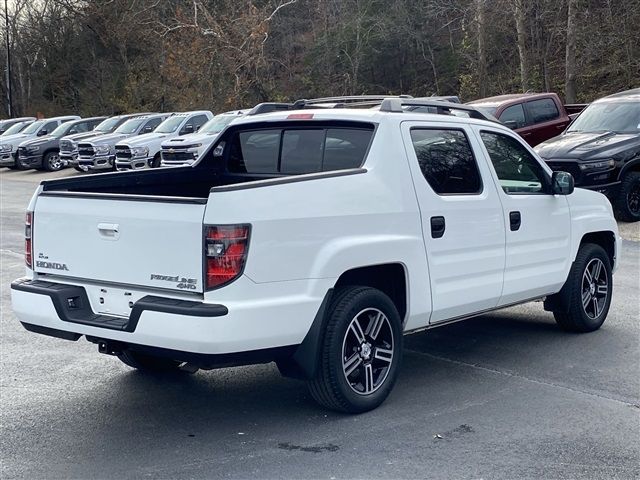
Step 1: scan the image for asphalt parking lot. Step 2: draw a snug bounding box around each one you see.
[1,168,639,479]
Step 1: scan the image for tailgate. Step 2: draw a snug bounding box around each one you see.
[33,194,206,293]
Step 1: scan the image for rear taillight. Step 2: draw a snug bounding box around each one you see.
[204,225,250,290]
[25,211,33,268]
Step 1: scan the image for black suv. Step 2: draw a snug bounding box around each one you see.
[535,88,640,222]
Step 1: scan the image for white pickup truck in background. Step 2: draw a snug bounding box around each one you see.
[115,111,212,170]
[11,98,620,413]
[160,110,246,167]
[77,113,170,171]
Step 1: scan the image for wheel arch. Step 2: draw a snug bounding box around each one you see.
[279,262,408,381]
[579,231,616,267]
[617,156,640,181]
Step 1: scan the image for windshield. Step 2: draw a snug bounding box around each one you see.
[568,102,640,134]
[155,116,184,134]
[2,122,30,135]
[21,120,45,135]
[115,118,145,134]
[50,122,74,137]
[95,117,121,133]
[200,115,237,134]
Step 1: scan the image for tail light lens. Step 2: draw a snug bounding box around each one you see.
[25,211,33,268]
[204,225,250,290]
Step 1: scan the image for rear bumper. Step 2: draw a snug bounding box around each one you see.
[11,276,330,356]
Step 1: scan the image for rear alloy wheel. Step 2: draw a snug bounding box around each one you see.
[614,172,640,222]
[117,350,184,373]
[43,151,63,171]
[553,243,612,332]
[307,286,402,413]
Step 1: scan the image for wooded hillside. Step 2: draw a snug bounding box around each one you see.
[1,0,638,117]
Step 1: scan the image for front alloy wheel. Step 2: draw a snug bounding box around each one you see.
[44,151,63,171]
[581,258,609,320]
[554,243,612,332]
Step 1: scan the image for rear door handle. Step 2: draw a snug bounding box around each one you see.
[509,211,521,231]
[430,216,446,238]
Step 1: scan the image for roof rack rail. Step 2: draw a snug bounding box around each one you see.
[247,102,295,116]
[379,98,496,122]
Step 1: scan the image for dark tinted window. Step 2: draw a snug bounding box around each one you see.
[190,115,209,131]
[142,117,162,132]
[71,121,91,134]
[42,121,58,134]
[527,99,559,123]
[228,127,372,174]
[499,104,526,128]
[480,131,549,194]
[281,129,324,174]
[323,129,372,170]
[410,128,482,195]
[229,130,280,173]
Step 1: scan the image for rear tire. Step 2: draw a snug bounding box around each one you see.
[73,166,84,172]
[117,350,183,372]
[613,172,640,222]
[307,286,403,413]
[553,243,612,333]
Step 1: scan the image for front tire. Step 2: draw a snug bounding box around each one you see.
[614,172,640,222]
[117,350,183,372]
[307,286,403,413]
[43,151,63,171]
[553,243,612,332]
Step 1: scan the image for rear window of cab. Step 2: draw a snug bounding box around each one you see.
[226,124,374,174]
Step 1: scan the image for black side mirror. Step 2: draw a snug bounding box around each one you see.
[37,130,48,136]
[182,124,194,134]
[69,129,78,135]
[503,120,518,130]
[552,171,574,195]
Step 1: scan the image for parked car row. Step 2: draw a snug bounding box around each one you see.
[1,88,638,221]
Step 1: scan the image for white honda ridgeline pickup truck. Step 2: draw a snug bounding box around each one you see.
[11,98,620,413]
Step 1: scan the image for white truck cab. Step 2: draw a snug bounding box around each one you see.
[0,116,80,168]
[115,111,212,170]
[11,98,620,413]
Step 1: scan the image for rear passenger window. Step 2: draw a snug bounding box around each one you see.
[228,126,373,174]
[527,99,559,123]
[410,128,482,195]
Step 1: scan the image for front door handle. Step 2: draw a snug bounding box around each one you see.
[430,216,446,238]
[509,211,521,231]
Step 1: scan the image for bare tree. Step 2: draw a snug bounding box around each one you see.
[565,0,577,102]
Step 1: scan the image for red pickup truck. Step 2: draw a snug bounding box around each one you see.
[467,93,585,147]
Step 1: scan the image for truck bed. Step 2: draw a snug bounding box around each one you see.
[41,165,279,199]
